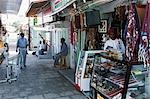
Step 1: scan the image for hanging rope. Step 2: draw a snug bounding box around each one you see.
[39,34,51,47]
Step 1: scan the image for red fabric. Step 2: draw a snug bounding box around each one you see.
[142,3,150,40]
[54,0,61,4]
[108,27,117,34]
[74,84,80,91]
[43,6,51,15]
[139,2,150,67]
[108,28,115,33]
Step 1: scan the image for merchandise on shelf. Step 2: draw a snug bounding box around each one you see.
[90,51,145,99]
[75,50,104,91]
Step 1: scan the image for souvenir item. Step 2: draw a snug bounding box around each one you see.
[125,3,141,61]
[138,3,150,68]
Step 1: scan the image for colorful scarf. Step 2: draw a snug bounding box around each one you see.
[138,3,150,68]
[125,3,141,62]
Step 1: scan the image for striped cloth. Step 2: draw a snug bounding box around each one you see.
[138,3,150,68]
[125,3,141,62]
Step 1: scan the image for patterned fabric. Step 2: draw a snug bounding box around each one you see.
[138,3,150,67]
[125,3,141,62]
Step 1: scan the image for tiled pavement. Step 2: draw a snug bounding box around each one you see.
[58,69,75,85]
[0,54,87,99]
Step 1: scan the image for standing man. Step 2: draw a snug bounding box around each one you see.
[16,33,28,69]
[104,27,125,54]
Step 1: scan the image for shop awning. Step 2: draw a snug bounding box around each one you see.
[79,0,113,12]
[50,0,76,16]
[26,0,49,17]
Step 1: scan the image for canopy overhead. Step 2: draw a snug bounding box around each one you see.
[0,0,22,14]
[50,0,76,16]
[26,0,49,17]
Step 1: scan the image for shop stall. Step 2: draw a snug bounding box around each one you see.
[74,1,150,99]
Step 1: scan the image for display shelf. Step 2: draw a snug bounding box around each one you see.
[105,78,124,88]
[107,75,143,87]
[91,73,140,94]
[90,50,146,99]
[90,50,129,99]
[75,50,105,91]
[91,85,111,99]
[98,53,125,64]
[91,83,123,99]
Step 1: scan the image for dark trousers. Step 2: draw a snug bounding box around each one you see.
[53,53,61,65]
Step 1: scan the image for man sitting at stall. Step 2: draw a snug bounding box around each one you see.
[53,38,68,69]
[39,40,47,55]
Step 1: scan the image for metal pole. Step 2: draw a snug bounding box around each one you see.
[28,19,31,50]
[122,62,132,99]
[28,0,31,50]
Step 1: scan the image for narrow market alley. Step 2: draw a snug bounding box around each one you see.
[0,0,150,99]
[0,51,86,99]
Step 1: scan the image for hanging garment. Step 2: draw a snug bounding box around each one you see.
[138,3,150,68]
[125,3,141,62]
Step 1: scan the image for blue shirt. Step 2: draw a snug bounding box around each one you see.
[60,42,68,56]
[17,37,28,48]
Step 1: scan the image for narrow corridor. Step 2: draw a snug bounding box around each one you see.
[0,54,87,99]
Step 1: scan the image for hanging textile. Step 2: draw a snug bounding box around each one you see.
[138,3,150,68]
[125,3,141,62]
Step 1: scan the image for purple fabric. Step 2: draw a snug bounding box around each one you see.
[125,3,141,61]
[139,3,150,66]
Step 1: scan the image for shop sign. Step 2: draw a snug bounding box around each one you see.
[54,0,62,4]
[54,0,70,11]
[31,13,43,26]
[98,19,107,33]
[43,15,53,23]
[33,17,38,26]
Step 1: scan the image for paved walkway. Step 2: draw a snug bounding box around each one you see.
[0,54,87,99]
[58,69,75,85]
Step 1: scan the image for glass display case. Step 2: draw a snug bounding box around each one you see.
[75,50,104,91]
[90,51,143,99]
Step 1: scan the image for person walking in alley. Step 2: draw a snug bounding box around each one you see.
[54,38,68,69]
[16,33,28,69]
[41,40,47,55]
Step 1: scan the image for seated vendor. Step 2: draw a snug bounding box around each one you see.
[39,40,47,55]
[102,27,125,62]
[53,38,68,68]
